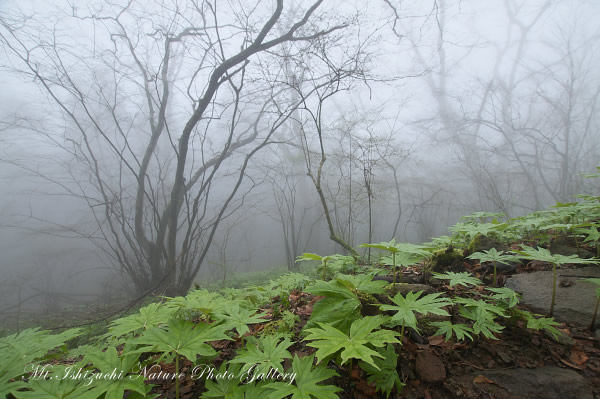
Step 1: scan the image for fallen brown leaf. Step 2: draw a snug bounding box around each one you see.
[473,375,496,385]
[428,335,446,347]
[570,347,589,366]
[559,357,584,370]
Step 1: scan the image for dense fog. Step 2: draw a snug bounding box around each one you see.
[1,0,599,327]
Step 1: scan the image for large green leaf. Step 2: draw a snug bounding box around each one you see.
[429,321,474,342]
[303,316,400,370]
[380,291,451,333]
[11,364,96,399]
[265,354,341,399]
[379,252,424,267]
[306,274,387,333]
[455,297,506,339]
[360,240,430,256]
[335,274,387,295]
[359,344,404,398]
[230,335,293,375]
[512,245,600,266]
[305,279,362,333]
[214,303,269,336]
[0,328,81,387]
[83,346,148,399]
[432,272,482,287]
[135,319,230,361]
[296,253,323,262]
[467,248,515,264]
[201,363,269,399]
[102,302,175,340]
[485,287,521,308]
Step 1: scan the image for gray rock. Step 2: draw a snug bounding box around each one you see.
[550,243,596,259]
[479,366,593,399]
[506,266,600,326]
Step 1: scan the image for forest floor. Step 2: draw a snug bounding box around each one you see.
[4,245,600,399]
[143,258,600,399]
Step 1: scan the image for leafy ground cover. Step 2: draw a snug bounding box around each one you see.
[2,190,600,398]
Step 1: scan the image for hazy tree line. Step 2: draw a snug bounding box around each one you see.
[0,0,599,317]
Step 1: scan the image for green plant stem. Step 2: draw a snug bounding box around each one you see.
[393,252,397,285]
[492,260,497,287]
[322,260,327,280]
[176,353,180,399]
[591,297,599,332]
[550,263,557,317]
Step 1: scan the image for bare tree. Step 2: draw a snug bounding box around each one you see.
[269,170,320,270]
[296,90,365,257]
[387,0,600,216]
[0,0,356,296]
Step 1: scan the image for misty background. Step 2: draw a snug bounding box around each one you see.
[0,0,599,328]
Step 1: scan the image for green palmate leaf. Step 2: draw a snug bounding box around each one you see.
[296,253,338,279]
[485,287,521,308]
[102,302,175,340]
[360,240,401,253]
[379,252,423,268]
[305,279,363,333]
[269,273,314,292]
[201,362,269,399]
[380,291,451,333]
[11,364,98,399]
[359,344,404,398]
[429,321,474,342]
[467,248,515,264]
[296,253,323,262]
[230,286,272,307]
[455,297,506,339]
[360,240,430,256]
[432,272,482,287]
[540,223,576,231]
[462,309,504,339]
[265,354,341,399]
[448,222,505,239]
[166,289,230,319]
[306,295,360,334]
[0,327,82,388]
[1,381,27,398]
[462,212,506,223]
[303,315,400,370]
[389,242,431,256]
[525,315,562,340]
[583,166,600,179]
[201,362,242,398]
[468,248,518,287]
[454,297,507,318]
[214,303,269,336]
[574,226,600,244]
[82,345,149,399]
[135,318,230,361]
[427,235,454,248]
[0,328,82,363]
[320,255,356,273]
[230,335,293,375]
[335,274,387,295]
[512,245,600,266]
